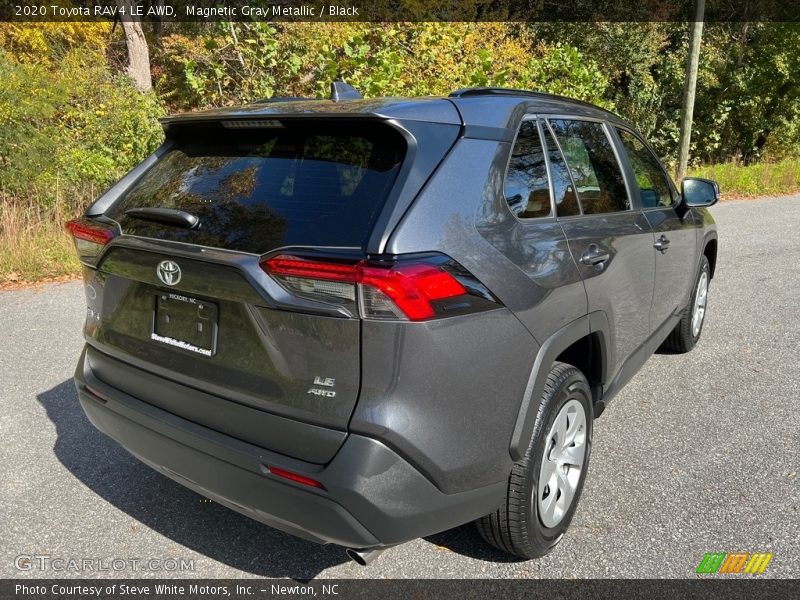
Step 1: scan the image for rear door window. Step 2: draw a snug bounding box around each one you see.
[110,121,406,254]
[548,119,630,215]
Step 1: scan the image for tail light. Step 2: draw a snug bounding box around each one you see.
[262,254,499,321]
[357,262,466,320]
[263,255,358,306]
[66,218,117,264]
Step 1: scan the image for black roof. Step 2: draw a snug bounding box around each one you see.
[160,88,625,131]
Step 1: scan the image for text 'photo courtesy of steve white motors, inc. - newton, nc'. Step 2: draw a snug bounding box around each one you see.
[12,3,361,19]
[14,582,341,597]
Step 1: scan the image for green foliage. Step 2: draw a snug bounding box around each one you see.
[0,47,164,207]
[56,52,164,188]
[532,22,800,167]
[524,43,609,102]
[0,50,65,199]
[0,20,165,284]
[159,22,282,108]
[155,23,609,108]
[694,23,800,164]
[531,22,684,163]
[0,20,111,65]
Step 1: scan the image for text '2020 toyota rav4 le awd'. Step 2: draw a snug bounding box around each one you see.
[69,83,719,564]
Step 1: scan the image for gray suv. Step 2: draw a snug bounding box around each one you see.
[69,85,719,564]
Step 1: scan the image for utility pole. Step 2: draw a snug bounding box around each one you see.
[677,0,705,181]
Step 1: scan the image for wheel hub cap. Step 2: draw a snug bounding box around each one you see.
[537,399,587,528]
[692,272,708,337]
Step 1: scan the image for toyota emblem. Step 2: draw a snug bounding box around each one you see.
[157,260,181,286]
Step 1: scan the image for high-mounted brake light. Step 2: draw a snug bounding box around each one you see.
[221,119,284,129]
[262,254,472,321]
[66,218,117,261]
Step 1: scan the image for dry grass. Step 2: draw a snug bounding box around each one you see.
[0,195,81,285]
[688,158,800,199]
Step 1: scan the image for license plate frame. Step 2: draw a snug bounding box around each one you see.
[151,292,218,357]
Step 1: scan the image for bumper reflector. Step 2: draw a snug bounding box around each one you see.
[266,465,326,490]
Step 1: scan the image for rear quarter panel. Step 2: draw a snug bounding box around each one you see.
[364,137,587,492]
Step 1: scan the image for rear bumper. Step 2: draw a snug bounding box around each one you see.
[74,346,504,548]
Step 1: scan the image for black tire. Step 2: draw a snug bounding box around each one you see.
[661,255,710,353]
[476,362,593,559]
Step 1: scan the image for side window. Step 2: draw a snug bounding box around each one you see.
[548,119,630,214]
[616,129,674,208]
[503,119,551,219]
[541,125,580,217]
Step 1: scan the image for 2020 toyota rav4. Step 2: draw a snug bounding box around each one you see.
[69,84,719,564]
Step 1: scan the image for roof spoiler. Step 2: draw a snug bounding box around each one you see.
[253,97,307,104]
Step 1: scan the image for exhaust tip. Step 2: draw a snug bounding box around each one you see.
[345,547,385,566]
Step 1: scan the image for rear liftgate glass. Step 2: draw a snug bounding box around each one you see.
[70,120,414,464]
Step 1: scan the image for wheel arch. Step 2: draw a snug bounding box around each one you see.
[509,312,611,461]
[703,236,718,279]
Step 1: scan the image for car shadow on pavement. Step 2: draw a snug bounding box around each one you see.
[423,526,524,563]
[37,379,348,579]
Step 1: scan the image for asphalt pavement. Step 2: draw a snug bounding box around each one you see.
[1,196,798,579]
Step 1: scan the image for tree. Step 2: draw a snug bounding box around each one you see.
[117,1,152,92]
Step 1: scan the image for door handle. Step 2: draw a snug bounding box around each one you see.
[580,245,610,266]
[653,235,671,253]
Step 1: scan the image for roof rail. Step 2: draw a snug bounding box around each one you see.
[449,87,545,99]
[449,87,614,116]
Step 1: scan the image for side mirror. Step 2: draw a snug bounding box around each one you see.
[640,188,659,208]
[681,177,719,208]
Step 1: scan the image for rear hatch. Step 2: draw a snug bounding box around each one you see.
[81,118,414,463]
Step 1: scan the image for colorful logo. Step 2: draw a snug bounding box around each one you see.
[696,552,773,574]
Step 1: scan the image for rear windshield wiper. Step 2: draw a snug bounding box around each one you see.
[124,207,200,229]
